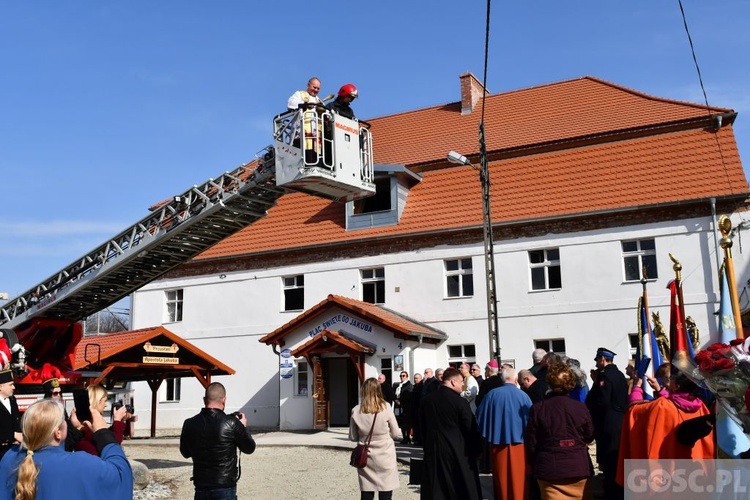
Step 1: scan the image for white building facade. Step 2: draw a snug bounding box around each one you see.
[128,74,749,432]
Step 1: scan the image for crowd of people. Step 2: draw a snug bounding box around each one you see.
[352,345,718,500]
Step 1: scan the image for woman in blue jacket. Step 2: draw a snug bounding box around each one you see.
[0,399,133,500]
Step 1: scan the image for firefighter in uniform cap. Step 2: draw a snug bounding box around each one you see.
[585,347,627,499]
[41,367,84,451]
[326,83,358,120]
[0,368,21,461]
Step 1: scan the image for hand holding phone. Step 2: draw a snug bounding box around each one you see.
[73,389,92,423]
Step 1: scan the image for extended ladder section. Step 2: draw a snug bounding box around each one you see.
[274,107,375,202]
[0,158,285,331]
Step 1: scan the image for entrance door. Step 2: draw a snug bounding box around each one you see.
[312,356,328,430]
[327,358,361,427]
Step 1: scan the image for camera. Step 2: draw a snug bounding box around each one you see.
[113,400,135,414]
[229,411,242,419]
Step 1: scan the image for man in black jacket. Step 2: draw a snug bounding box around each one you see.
[326,84,358,120]
[180,382,256,499]
[585,347,627,499]
[0,369,21,461]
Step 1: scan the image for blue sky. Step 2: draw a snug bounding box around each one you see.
[0,1,748,299]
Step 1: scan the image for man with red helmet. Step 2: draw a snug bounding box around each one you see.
[326,83,358,120]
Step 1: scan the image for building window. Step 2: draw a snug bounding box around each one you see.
[534,338,566,356]
[622,239,657,281]
[529,249,562,291]
[361,268,385,304]
[296,360,309,397]
[353,177,392,214]
[163,378,181,402]
[165,289,183,323]
[283,275,304,311]
[448,344,476,368]
[445,258,473,298]
[629,333,638,360]
[380,357,392,385]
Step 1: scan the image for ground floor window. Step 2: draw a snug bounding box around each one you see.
[533,338,566,356]
[296,359,309,397]
[447,344,476,368]
[162,378,181,402]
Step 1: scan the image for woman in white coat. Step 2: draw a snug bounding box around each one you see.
[349,377,403,500]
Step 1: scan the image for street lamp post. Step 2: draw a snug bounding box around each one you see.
[448,139,500,362]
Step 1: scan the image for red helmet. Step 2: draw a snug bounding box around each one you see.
[338,83,358,99]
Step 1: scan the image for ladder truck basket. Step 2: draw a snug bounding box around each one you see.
[273,106,375,203]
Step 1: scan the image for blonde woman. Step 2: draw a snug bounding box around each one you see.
[349,377,402,500]
[74,384,128,456]
[0,399,132,500]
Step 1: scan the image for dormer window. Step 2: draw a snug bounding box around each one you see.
[353,178,392,214]
[346,164,421,231]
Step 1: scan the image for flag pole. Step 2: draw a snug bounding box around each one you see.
[668,253,690,369]
[718,215,745,339]
[641,266,651,328]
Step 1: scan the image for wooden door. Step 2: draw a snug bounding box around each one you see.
[312,356,329,430]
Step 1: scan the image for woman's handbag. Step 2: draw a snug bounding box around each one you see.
[350,412,378,468]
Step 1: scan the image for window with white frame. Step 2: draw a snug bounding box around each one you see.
[445,258,473,298]
[361,268,385,304]
[529,248,562,291]
[448,344,476,367]
[162,378,181,402]
[622,239,657,281]
[295,360,309,397]
[283,275,304,311]
[534,338,566,356]
[165,289,183,323]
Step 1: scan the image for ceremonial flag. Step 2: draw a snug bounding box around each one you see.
[716,261,750,457]
[667,279,690,363]
[637,297,654,399]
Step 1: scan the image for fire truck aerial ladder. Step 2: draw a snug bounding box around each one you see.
[0,106,375,390]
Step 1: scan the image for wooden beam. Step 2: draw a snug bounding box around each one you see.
[91,365,116,386]
[146,377,165,439]
[190,367,210,388]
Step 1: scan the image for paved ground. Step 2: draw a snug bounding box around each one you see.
[126,428,604,499]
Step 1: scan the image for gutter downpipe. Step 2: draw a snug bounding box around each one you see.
[272,343,281,429]
[711,198,722,287]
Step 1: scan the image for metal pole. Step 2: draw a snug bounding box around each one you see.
[479,122,500,361]
[719,215,745,339]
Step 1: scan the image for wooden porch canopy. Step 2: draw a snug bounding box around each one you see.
[291,329,376,381]
[73,325,234,437]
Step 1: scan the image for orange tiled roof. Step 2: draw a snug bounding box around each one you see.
[371,76,733,166]
[291,330,376,358]
[194,76,746,261]
[73,326,234,374]
[260,294,446,346]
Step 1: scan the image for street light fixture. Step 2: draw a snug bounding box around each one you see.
[447,148,500,362]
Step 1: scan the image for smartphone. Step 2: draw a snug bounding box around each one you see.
[73,389,92,423]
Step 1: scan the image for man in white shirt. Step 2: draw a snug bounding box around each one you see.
[459,362,479,413]
[287,77,322,111]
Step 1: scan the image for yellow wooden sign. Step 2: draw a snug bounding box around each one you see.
[142,356,180,364]
[143,342,179,354]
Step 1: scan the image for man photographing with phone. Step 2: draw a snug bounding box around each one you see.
[180,382,256,499]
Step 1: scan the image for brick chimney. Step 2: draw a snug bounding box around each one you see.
[460,72,487,115]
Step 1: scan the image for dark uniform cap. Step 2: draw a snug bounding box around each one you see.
[595,347,616,360]
[0,369,13,384]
